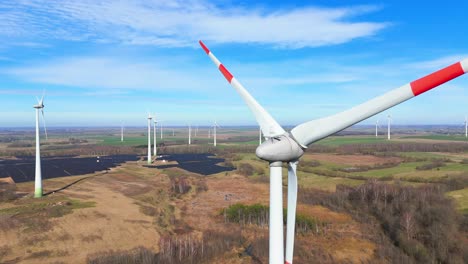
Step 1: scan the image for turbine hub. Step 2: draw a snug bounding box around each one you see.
[255,134,304,162]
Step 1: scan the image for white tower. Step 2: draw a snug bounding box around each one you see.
[121,122,124,142]
[153,119,157,157]
[33,96,47,198]
[465,116,467,138]
[147,114,152,164]
[375,120,379,138]
[213,122,219,147]
[387,115,391,140]
[188,124,191,145]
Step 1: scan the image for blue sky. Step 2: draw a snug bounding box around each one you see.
[0,0,467,127]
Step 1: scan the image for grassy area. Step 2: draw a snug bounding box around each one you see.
[447,188,468,214]
[315,136,390,146]
[401,135,468,142]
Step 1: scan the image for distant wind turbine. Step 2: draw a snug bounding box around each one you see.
[375,120,379,138]
[153,118,157,158]
[121,122,124,142]
[33,93,48,198]
[465,116,467,138]
[213,121,220,146]
[147,113,152,164]
[188,124,192,145]
[387,114,392,140]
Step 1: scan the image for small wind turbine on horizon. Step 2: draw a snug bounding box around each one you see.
[153,117,157,158]
[375,120,379,138]
[199,40,468,264]
[121,121,124,142]
[387,114,392,140]
[188,124,192,145]
[464,116,467,138]
[213,121,220,146]
[147,113,152,164]
[33,93,48,198]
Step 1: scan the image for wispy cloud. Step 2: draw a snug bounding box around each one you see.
[0,0,388,48]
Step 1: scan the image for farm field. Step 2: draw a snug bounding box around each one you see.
[0,126,467,263]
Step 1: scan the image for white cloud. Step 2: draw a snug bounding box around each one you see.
[0,0,389,48]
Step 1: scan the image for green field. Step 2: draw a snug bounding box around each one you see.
[315,136,390,146]
[401,135,468,142]
[447,188,468,214]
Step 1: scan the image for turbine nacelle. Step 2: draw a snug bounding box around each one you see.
[256,134,304,162]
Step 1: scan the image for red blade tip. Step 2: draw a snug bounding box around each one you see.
[199,40,210,54]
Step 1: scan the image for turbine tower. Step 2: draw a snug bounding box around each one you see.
[213,121,220,146]
[160,121,164,139]
[465,116,467,138]
[147,113,152,164]
[121,122,124,142]
[153,118,157,158]
[199,40,468,264]
[188,124,191,145]
[375,120,379,138]
[387,114,392,140]
[33,94,47,198]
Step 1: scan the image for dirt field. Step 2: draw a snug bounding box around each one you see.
[1,159,383,263]
[0,164,162,263]
[304,153,402,166]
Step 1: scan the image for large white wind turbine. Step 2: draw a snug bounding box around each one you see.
[147,113,152,164]
[200,40,468,264]
[33,94,48,198]
[387,114,392,140]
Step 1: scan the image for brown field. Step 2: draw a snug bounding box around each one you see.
[303,153,402,166]
[0,158,381,263]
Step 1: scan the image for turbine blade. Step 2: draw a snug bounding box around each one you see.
[291,59,468,147]
[199,40,285,138]
[41,109,48,140]
[285,161,298,264]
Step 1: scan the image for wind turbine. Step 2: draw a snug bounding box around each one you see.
[387,114,392,140]
[147,113,152,164]
[464,116,467,138]
[33,94,48,198]
[153,117,157,158]
[199,40,467,264]
[375,120,379,138]
[160,121,164,139]
[188,124,192,145]
[213,121,220,146]
[121,121,124,142]
[208,128,211,138]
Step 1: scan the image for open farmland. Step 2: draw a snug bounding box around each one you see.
[0,126,467,263]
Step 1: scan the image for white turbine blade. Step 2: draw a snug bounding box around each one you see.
[41,109,48,140]
[199,41,285,138]
[291,59,468,147]
[35,96,40,105]
[285,161,298,264]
